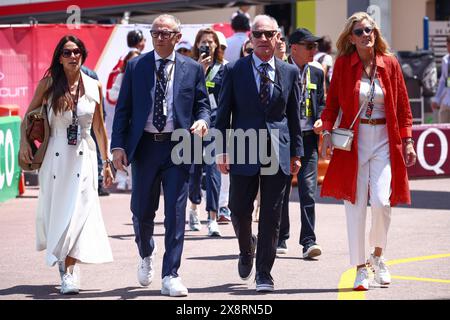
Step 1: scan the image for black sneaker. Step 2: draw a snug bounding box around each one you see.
[255,273,274,292]
[276,239,288,254]
[302,244,322,259]
[238,234,257,280]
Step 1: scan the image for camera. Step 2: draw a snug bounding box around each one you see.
[199,45,210,57]
[67,124,78,145]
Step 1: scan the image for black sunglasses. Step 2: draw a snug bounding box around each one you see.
[61,48,82,58]
[296,42,318,50]
[252,30,277,39]
[352,26,374,37]
[245,47,254,54]
[150,30,178,39]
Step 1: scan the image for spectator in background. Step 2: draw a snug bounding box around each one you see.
[240,39,253,58]
[231,4,252,22]
[128,29,146,53]
[175,40,193,57]
[225,13,251,63]
[215,30,229,64]
[314,35,334,94]
[431,35,450,123]
[275,34,288,62]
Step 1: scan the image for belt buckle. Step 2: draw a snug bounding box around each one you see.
[154,133,164,142]
[368,118,376,125]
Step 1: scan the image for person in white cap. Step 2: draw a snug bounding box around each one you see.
[175,40,193,57]
[215,30,229,65]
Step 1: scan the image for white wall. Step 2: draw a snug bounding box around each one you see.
[315,0,347,54]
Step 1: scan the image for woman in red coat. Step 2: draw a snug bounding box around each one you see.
[320,12,416,291]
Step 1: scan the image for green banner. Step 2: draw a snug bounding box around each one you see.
[0,116,21,203]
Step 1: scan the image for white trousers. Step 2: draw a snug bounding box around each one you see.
[344,123,392,266]
[219,173,230,208]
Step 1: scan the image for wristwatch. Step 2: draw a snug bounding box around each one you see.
[404,138,414,146]
[102,159,112,166]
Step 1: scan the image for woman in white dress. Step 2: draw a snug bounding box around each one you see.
[19,35,114,295]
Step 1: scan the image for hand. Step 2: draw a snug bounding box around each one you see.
[112,149,128,171]
[102,165,114,187]
[190,120,208,137]
[313,119,323,135]
[431,101,439,110]
[198,53,212,73]
[290,156,301,175]
[216,153,230,174]
[321,133,333,160]
[19,141,33,164]
[404,141,416,167]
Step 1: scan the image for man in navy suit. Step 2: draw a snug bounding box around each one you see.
[111,14,210,297]
[215,14,303,292]
[277,28,325,259]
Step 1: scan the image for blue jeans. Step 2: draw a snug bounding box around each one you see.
[280,133,319,249]
[188,139,221,213]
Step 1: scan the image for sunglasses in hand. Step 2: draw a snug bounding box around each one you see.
[252,30,278,39]
[61,48,82,58]
[352,26,374,37]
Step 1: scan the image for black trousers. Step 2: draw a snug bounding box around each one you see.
[229,169,289,277]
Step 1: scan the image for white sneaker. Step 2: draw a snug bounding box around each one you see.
[353,267,369,291]
[188,209,201,231]
[161,276,188,297]
[369,254,391,285]
[60,272,79,295]
[137,247,156,287]
[207,220,221,237]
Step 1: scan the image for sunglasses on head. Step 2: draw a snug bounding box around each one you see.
[61,48,82,58]
[297,42,318,50]
[352,26,374,37]
[245,47,254,54]
[252,30,277,39]
[150,30,178,39]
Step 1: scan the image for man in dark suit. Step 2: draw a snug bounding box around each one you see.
[111,14,210,297]
[215,14,303,293]
[277,28,325,259]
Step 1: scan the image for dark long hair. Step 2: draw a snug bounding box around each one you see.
[43,35,88,114]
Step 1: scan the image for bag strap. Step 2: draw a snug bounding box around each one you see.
[348,58,378,130]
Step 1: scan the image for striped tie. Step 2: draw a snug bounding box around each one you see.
[259,63,270,107]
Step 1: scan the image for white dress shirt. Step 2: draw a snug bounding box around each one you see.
[145,51,176,133]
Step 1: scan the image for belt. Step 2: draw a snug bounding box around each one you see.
[144,132,172,142]
[360,118,386,125]
[302,130,316,137]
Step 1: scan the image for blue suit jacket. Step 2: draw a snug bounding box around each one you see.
[215,55,303,176]
[110,51,211,163]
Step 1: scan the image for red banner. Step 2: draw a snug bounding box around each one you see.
[408,124,450,177]
[0,24,114,116]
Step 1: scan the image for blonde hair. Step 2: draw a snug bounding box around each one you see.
[336,12,392,57]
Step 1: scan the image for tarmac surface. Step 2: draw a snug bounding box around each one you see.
[0,177,449,301]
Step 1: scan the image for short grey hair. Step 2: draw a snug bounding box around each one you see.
[152,14,181,32]
[251,14,279,31]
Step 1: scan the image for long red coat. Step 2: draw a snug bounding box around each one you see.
[321,51,412,206]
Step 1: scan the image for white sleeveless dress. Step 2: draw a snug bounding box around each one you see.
[35,71,113,267]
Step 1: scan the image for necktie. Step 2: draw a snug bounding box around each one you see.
[153,59,169,132]
[259,63,270,107]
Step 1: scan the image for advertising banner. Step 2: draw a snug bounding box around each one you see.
[0,116,21,203]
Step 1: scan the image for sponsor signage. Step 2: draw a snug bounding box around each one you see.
[0,116,21,203]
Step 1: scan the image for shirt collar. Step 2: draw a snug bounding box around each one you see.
[252,53,276,71]
[154,50,176,63]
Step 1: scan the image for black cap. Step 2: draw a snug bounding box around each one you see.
[288,28,322,45]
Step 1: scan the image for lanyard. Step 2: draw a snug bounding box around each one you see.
[71,76,82,125]
[156,60,175,100]
[205,63,221,83]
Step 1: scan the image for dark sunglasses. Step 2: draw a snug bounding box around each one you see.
[150,30,178,39]
[244,47,254,54]
[61,48,82,58]
[352,26,374,37]
[297,42,318,50]
[252,30,277,39]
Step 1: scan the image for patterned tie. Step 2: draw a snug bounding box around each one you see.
[259,63,271,107]
[153,59,169,132]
